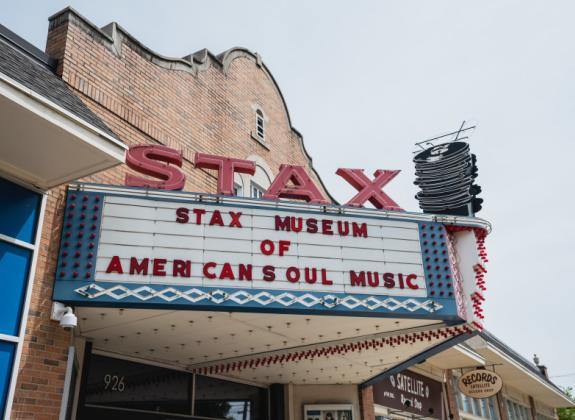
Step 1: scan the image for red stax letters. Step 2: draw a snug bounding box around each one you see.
[336,168,402,211]
[125,145,185,190]
[124,145,405,210]
[263,164,329,204]
[194,153,256,195]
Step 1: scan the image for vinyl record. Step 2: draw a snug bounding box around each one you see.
[413,140,482,216]
[413,142,469,164]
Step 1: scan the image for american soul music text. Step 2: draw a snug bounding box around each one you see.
[103,207,420,290]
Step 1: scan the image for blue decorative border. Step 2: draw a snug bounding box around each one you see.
[53,281,459,320]
[56,190,104,282]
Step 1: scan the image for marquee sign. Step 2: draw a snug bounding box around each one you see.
[52,184,488,320]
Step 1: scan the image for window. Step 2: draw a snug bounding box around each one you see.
[79,354,267,420]
[0,177,42,417]
[251,181,265,199]
[194,375,267,420]
[537,413,555,420]
[255,109,265,141]
[83,354,191,415]
[234,183,243,197]
[506,399,531,420]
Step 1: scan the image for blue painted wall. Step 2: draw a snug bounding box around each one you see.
[0,242,32,336]
[0,177,41,417]
[0,178,40,244]
[0,343,15,419]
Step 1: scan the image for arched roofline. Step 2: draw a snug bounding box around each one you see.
[48,7,338,203]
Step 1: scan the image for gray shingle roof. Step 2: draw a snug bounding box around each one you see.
[479,330,564,392]
[0,23,119,139]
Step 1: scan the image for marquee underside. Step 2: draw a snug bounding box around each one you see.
[77,307,469,385]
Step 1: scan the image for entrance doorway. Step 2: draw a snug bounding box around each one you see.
[76,349,268,420]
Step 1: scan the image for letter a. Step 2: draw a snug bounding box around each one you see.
[264,164,329,204]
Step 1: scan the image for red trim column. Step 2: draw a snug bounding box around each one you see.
[444,370,461,420]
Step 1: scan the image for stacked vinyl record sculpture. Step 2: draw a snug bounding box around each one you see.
[413,141,482,216]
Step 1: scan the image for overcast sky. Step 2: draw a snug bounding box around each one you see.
[3,1,574,389]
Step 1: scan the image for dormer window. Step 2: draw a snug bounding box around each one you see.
[255,109,265,141]
[251,181,265,199]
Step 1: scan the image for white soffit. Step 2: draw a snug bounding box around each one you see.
[426,344,485,370]
[76,307,460,386]
[0,75,126,190]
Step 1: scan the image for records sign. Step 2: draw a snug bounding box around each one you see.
[458,370,503,399]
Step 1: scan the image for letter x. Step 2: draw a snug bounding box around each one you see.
[336,168,403,211]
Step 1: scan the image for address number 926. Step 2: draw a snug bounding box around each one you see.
[103,374,126,392]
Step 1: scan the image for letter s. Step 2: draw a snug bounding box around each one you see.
[176,208,189,223]
[383,272,395,288]
[125,145,185,190]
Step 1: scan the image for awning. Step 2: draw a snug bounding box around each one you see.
[0,73,126,190]
[426,344,485,370]
[76,307,470,386]
[467,335,573,408]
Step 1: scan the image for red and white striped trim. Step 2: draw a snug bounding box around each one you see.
[189,325,475,375]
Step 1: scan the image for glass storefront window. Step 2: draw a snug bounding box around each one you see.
[507,400,514,420]
[506,399,531,420]
[194,375,267,420]
[463,393,474,414]
[84,354,191,415]
[80,353,268,419]
[454,388,463,411]
[480,399,489,418]
[488,397,498,420]
[473,397,482,416]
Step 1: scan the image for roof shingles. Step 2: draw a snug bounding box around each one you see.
[0,26,118,139]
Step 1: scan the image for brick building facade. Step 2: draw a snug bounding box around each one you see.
[1,7,572,420]
[46,8,330,194]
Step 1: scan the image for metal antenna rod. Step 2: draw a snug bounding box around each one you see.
[414,121,477,152]
[453,120,467,142]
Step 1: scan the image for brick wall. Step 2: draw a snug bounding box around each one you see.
[11,7,331,419]
[359,386,375,420]
[45,9,331,194]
